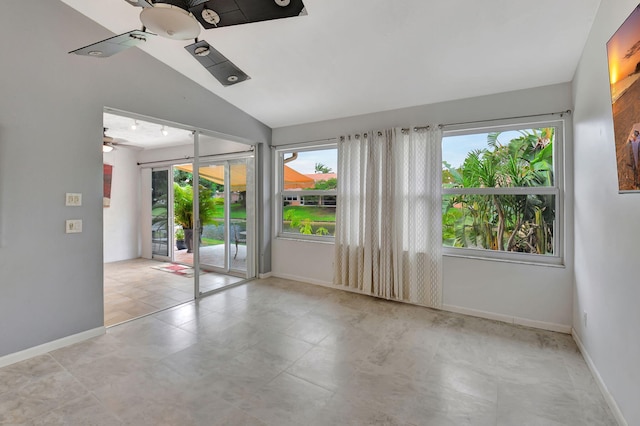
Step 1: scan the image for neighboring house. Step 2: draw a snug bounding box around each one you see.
[284,173,337,206]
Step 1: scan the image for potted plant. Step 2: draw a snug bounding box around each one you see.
[173,182,217,253]
[175,228,186,250]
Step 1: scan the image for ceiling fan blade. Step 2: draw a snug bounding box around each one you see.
[69,30,155,58]
[123,0,154,8]
[185,40,249,86]
[185,0,210,7]
[189,0,306,30]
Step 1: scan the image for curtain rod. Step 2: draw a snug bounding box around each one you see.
[439,109,572,129]
[274,110,571,146]
[137,148,254,166]
[271,137,337,148]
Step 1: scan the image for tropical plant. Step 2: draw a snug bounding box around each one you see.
[314,162,332,173]
[173,182,218,230]
[173,182,219,252]
[315,227,330,236]
[312,178,337,190]
[299,219,314,235]
[442,128,555,254]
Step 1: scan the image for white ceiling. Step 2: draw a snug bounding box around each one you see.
[62,0,601,128]
[103,112,248,150]
[103,112,194,149]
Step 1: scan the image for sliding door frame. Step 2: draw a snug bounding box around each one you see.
[193,132,258,298]
[105,107,259,301]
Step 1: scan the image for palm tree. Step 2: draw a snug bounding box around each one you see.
[173,182,218,252]
[314,162,332,173]
[443,128,555,254]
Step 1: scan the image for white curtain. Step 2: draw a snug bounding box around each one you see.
[334,127,442,308]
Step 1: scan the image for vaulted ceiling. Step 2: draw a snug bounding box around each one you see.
[62,0,601,128]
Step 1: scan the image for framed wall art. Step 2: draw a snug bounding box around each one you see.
[103,163,113,207]
[607,4,640,192]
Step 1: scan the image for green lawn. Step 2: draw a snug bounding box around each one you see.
[283,206,336,222]
[212,202,247,219]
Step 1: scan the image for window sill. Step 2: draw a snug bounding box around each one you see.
[443,249,565,268]
[276,234,335,244]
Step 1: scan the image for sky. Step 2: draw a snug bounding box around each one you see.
[442,130,527,168]
[607,5,640,84]
[285,149,337,174]
[283,131,529,174]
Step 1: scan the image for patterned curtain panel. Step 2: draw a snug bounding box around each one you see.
[334,127,442,308]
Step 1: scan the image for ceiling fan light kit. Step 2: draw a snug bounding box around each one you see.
[139,3,201,40]
[70,0,306,86]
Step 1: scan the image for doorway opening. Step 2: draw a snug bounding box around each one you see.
[103,109,257,327]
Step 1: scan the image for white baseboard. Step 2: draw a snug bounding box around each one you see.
[572,330,627,426]
[270,274,571,334]
[258,272,273,279]
[270,272,334,287]
[0,327,105,369]
[442,304,572,334]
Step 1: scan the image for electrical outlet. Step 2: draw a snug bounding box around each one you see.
[583,311,588,327]
[65,219,83,233]
[65,193,82,206]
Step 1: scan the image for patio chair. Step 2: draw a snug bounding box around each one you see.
[233,224,246,259]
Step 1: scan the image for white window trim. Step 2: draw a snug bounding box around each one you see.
[274,142,338,242]
[441,117,565,266]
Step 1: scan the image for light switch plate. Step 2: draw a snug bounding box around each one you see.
[65,193,82,206]
[65,219,82,233]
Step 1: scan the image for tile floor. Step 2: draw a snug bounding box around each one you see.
[104,258,245,326]
[2,277,617,425]
[174,244,247,272]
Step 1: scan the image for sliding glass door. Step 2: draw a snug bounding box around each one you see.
[151,168,171,260]
[229,159,251,274]
[193,133,256,295]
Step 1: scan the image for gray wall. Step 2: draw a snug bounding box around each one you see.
[573,0,639,423]
[0,0,271,357]
[272,83,576,330]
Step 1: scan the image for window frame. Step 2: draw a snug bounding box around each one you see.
[274,142,338,242]
[441,117,565,266]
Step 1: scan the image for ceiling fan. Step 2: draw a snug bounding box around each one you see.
[70,0,307,86]
[103,128,137,152]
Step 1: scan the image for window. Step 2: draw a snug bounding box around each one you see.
[276,145,338,240]
[441,120,563,264]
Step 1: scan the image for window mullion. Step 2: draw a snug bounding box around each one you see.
[442,187,558,195]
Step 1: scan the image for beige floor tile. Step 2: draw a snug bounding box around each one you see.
[103,258,242,327]
[0,278,617,426]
